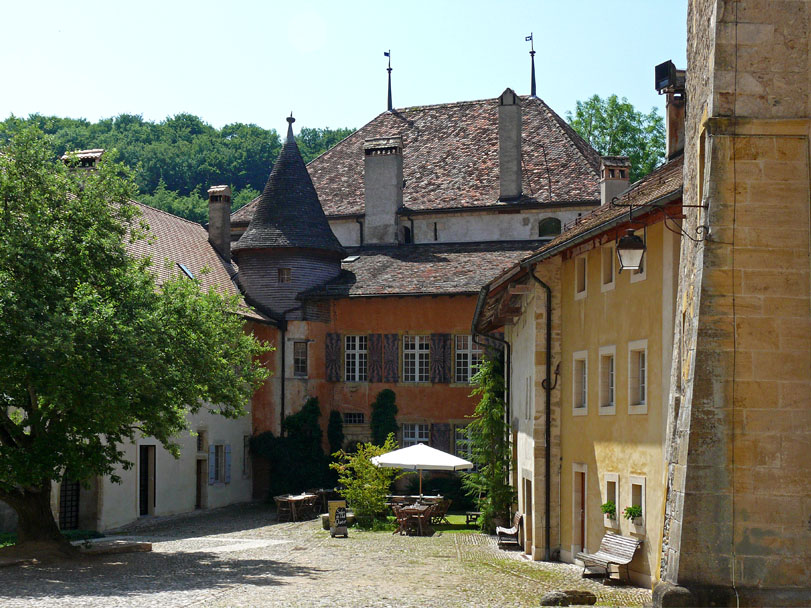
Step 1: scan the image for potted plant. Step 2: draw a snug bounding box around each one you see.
[623,504,643,526]
[600,500,616,518]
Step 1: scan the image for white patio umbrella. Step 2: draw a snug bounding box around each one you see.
[371,443,474,496]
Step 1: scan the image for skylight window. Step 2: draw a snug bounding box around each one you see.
[342,255,360,263]
[177,263,195,279]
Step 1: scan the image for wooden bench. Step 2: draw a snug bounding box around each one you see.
[496,511,523,547]
[576,532,642,583]
[465,511,482,525]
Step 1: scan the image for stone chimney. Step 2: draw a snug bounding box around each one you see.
[363,136,403,244]
[207,185,232,262]
[654,60,686,159]
[498,88,522,201]
[60,149,104,170]
[600,157,631,205]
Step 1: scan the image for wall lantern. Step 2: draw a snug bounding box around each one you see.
[615,229,646,272]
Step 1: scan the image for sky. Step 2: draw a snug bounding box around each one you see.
[1,0,687,134]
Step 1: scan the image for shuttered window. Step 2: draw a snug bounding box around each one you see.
[345,335,368,382]
[403,336,430,382]
[454,335,484,383]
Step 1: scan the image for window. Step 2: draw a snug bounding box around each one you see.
[572,351,588,415]
[402,423,429,447]
[209,443,231,484]
[403,335,430,382]
[628,340,648,414]
[293,341,308,377]
[601,245,615,291]
[599,346,616,414]
[574,255,587,299]
[278,268,292,283]
[242,435,251,478]
[196,430,207,453]
[538,217,561,239]
[604,472,619,528]
[455,335,483,383]
[454,425,472,459]
[343,412,365,425]
[628,475,646,528]
[345,335,368,382]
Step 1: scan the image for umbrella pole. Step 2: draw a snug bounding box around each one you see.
[419,468,423,497]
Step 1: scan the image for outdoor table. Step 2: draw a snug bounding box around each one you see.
[400,503,433,536]
[277,493,318,521]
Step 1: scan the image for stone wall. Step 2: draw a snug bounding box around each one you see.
[657,1,810,605]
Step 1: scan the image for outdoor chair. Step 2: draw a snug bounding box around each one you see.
[274,495,293,522]
[430,498,452,525]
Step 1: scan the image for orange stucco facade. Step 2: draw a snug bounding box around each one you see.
[247,294,485,451]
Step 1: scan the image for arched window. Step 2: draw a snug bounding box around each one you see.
[538,217,562,239]
[400,225,413,244]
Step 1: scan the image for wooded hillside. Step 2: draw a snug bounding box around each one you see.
[0,114,353,223]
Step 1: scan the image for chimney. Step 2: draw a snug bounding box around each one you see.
[207,185,232,262]
[363,136,403,244]
[600,157,631,205]
[654,60,686,159]
[498,88,522,201]
[61,148,104,170]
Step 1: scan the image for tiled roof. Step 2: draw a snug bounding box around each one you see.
[301,241,546,299]
[521,154,684,264]
[127,203,266,321]
[232,134,345,256]
[232,95,600,223]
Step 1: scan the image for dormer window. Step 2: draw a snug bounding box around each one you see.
[278,268,292,283]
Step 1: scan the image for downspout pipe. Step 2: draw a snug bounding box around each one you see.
[523,263,553,562]
[355,217,364,246]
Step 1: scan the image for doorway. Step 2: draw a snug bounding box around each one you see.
[59,477,80,530]
[195,458,207,509]
[139,445,156,516]
[523,478,533,556]
[572,463,587,555]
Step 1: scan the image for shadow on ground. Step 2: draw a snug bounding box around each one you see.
[0,549,324,602]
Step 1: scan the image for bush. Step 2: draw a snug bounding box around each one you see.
[370,389,398,446]
[330,434,402,528]
[251,397,328,497]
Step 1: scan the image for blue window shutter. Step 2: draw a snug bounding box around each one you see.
[208,445,216,485]
[225,445,232,484]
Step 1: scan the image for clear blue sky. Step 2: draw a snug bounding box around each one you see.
[1,0,687,134]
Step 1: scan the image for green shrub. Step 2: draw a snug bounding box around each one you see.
[623,505,643,520]
[330,434,402,528]
[405,472,475,510]
[600,500,616,518]
[370,389,398,446]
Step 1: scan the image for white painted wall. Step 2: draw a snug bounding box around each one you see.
[96,405,253,531]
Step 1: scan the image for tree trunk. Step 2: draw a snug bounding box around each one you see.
[6,484,68,546]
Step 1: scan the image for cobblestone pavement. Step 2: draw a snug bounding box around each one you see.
[1,503,652,607]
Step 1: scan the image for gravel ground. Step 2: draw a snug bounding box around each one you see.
[1,503,652,607]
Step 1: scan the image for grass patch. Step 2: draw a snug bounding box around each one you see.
[0,529,103,548]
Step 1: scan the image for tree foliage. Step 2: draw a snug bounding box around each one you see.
[0,115,353,222]
[330,434,401,527]
[567,94,666,182]
[0,128,270,546]
[370,389,398,446]
[462,351,516,533]
[327,410,345,455]
[251,397,329,498]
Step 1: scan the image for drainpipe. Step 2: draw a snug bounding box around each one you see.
[523,263,553,562]
[355,217,364,246]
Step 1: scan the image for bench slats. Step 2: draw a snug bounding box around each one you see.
[575,533,643,582]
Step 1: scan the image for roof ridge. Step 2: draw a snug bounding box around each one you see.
[134,200,206,229]
[527,97,601,174]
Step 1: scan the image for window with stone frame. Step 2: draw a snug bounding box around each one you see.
[344,335,368,382]
[573,350,588,415]
[575,255,587,299]
[599,345,616,414]
[293,341,308,377]
[278,268,292,283]
[402,423,430,447]
[403,335,430,382]
[454,335,483,383]
[628,339,648,414]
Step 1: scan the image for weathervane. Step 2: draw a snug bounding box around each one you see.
[384,50,393,111]
[526,33,537,97]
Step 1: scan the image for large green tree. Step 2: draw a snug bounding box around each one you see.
[567,94,666,182]
[0,128,269,550]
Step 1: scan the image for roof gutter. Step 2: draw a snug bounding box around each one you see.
[522,188,682,267]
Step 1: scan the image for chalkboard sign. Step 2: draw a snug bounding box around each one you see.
[335,507,347,527]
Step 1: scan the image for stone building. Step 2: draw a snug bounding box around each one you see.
[220,87,604,502]
[654,0,810,605]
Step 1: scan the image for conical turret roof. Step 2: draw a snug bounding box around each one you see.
[233,116,345,256]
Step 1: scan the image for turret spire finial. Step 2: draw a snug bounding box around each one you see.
[526,33,537,97]
[286,113,295,143]
[384,50,393,111]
